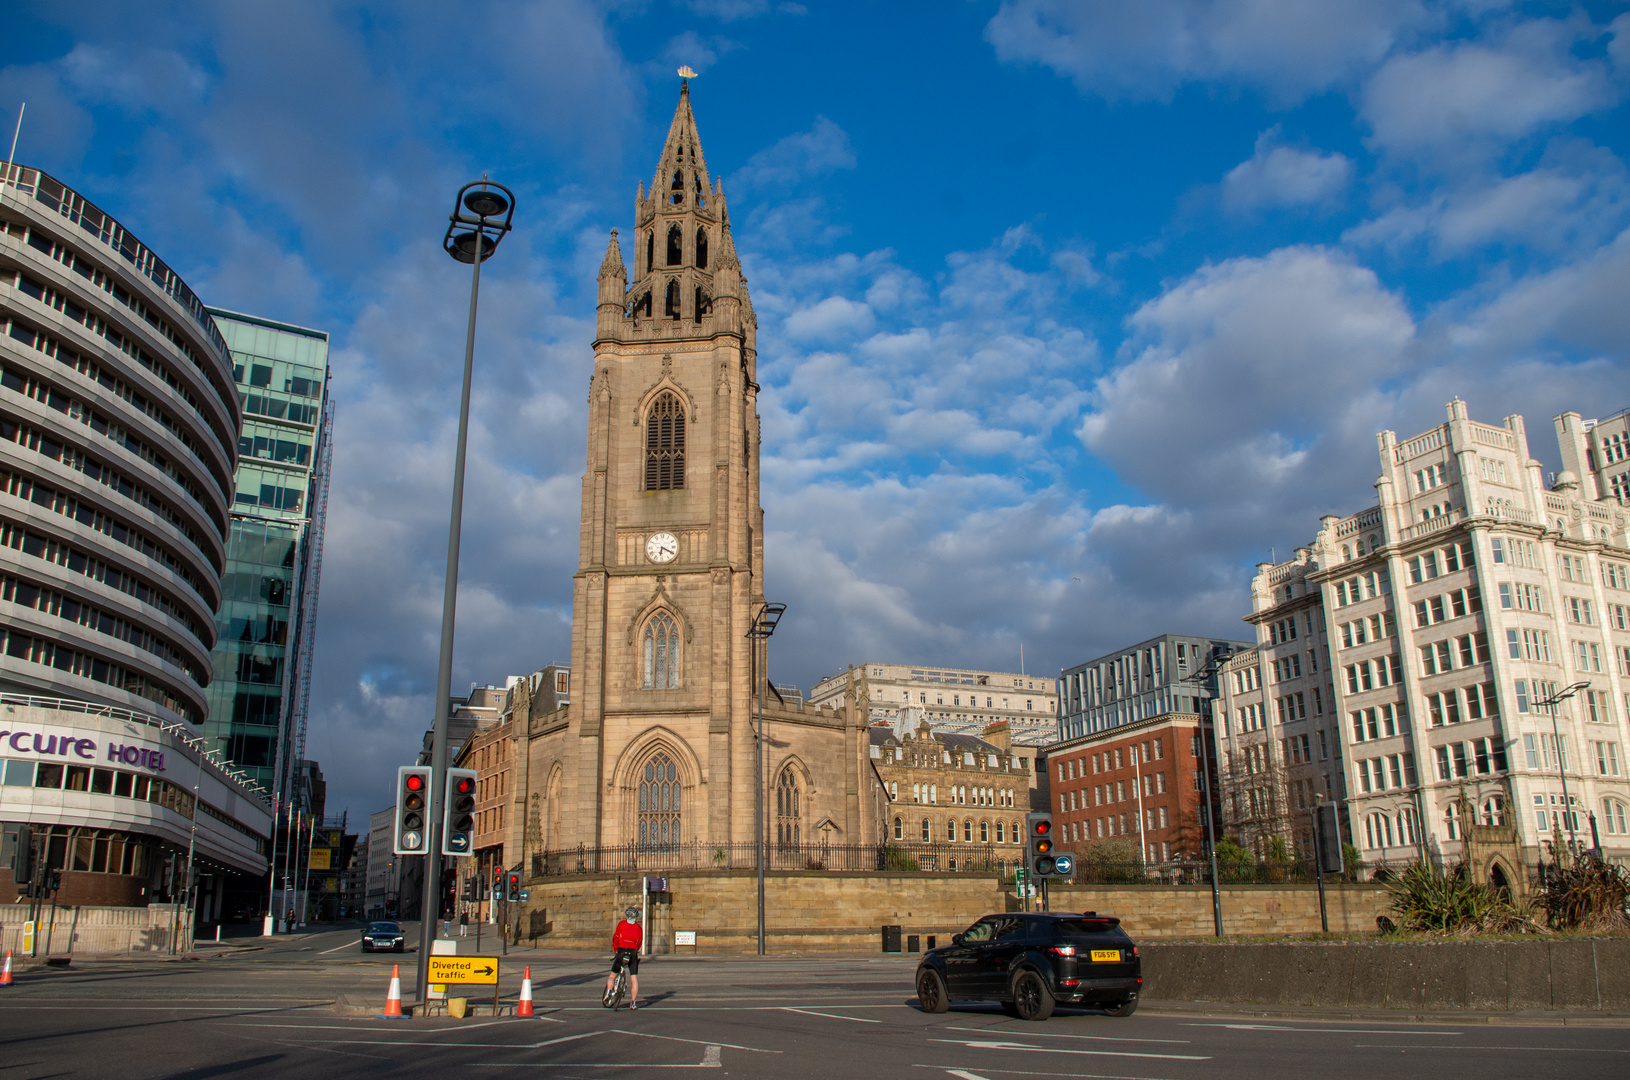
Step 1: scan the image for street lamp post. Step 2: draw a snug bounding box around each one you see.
[747,601,785,957]
[1181,653,1231,937]
[415,179,515,1000]
[1535,680,1591,861]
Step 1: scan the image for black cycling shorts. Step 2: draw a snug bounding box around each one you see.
[612,948,640,975]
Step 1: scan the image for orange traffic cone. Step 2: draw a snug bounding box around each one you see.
[1,950,12,987]
[380,963,404,1018]
[515,966,534,1017]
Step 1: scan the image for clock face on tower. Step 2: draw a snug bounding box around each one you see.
[646,531,678,564]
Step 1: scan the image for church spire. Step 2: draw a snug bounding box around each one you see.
[650,79,712,202]
[599,227,625,280]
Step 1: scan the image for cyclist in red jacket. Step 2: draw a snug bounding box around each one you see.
[605,907,643,1008]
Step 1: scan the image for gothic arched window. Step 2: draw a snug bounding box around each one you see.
[775,768,802,848]
[637,751,681,850]
[694,286,708,323]
[695,227,708,269]
[664,278,680,317]
[642,612,680,689]
[667,225,682,265]
[644,391,685,490]
[645,230,653,275]
[670,170,685,205]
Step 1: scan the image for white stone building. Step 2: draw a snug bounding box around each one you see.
[1248,399,1630,883]
[808,663,1058,746]
[1558,407,1630,507]
[1214,558,1350,860]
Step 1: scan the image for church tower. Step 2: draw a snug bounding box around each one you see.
[564,80,764,849]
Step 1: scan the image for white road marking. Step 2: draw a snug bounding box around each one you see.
[1184,1023,1462,1035]
[929,1038,1208,1062]
[223,1019,526,1033]
[1353,1044,1630,1054]
[945,1025,1190,1044]
[779,1007,882,1023]
[319,940,363,954]
[945,1071,993,1080]
[914,1067,1184,1080]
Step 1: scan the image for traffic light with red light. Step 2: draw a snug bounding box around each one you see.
[442,768,478,856]
[393,766,433,855]
[506,871,521,903]
[1027,811,1067,879]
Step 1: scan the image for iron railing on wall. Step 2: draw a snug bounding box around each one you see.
[526,841,1387,884]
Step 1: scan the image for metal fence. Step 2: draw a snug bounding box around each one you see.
[526,841,1381,884]
[529,841,1025,877]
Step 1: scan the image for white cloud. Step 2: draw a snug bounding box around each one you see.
[985,0,1430,102]
[1361,17,1617,161]
[1345,153,1630,256]
[1220,130,1353,213]
[1447,225,1630,359]
[731,116,856,192]
[783,295,876,342]
[1080,246,1415,507]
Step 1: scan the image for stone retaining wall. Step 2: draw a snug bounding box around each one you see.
[1141,938,1630,1010]
[515,872,1390,952]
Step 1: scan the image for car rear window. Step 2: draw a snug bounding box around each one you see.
[1051,918,1122,937]
[367,923,399,933]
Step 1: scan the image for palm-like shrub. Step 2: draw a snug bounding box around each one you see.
[1387,862,1540,935]
[1538,859,1630,932]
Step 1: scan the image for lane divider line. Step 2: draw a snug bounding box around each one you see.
[778,1007,882,1023]
[928,1038,1209,1062]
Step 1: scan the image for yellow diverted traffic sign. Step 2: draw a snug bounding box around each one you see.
[427,955,499,986]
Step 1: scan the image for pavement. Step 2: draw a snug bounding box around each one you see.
[3,920,1627,1079]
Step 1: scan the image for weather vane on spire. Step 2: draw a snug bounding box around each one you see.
[678,65,697,81]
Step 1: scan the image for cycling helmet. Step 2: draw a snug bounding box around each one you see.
[624,907,640,922]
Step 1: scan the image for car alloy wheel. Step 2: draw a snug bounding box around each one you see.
[1011,970,1055,1021]
[917,968,949,1013]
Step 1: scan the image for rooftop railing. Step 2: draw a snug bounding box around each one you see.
[0,692,269,802]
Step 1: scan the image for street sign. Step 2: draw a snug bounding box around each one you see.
[426,955,499,986]
[1052,853,1075,877]
[518,890,530,901]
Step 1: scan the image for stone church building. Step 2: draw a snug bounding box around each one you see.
[515,82,884,866]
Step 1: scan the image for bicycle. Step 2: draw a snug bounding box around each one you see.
[603,955,631,1009]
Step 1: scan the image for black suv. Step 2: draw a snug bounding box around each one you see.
[915,912,1141,1021]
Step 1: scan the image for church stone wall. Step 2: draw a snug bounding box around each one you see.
[509,872,1392,953]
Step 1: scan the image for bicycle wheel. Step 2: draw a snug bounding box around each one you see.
[604,969,626,1009]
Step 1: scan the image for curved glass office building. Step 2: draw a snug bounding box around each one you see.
[0,166,239,727]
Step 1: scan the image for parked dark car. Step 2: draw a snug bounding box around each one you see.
[915,912,1141,1021]
[361,921,405,952]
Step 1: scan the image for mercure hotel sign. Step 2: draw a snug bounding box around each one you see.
[0,723,169,772]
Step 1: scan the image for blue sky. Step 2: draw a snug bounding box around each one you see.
[5,1,1628,820]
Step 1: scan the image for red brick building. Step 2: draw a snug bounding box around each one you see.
[1043,713,1220,866]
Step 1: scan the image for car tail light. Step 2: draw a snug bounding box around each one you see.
[1049,945,1076,957]
[1060,977,1080,986]
[1132,946,1140,957]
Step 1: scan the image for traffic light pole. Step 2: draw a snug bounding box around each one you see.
[1312,803,1329,933]
[415,250,484,1001]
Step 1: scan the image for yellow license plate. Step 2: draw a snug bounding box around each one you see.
[1090,949,1120,962]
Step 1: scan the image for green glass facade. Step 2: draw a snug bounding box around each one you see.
[201,310,331,797]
